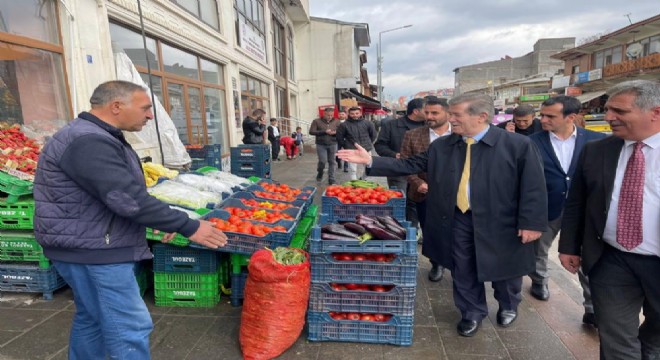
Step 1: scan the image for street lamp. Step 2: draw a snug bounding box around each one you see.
[377,24,412,109]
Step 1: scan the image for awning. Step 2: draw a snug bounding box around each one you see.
[343,89,389,111]
[575,90,607,104]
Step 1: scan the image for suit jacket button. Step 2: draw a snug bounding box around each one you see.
[566,176,570,181]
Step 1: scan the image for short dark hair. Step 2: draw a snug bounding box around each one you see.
[406,98,425,115]
[348,107,361,112]
[324,107,334,113]
[512,104,536,117]
[424,97,449,109]
[270,118,277,123]
[90,80,146,107]
[296,126,302,130]
[541,96,582,117]
[252,109,266,117]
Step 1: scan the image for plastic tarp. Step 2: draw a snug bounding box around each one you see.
[114,52,191,167]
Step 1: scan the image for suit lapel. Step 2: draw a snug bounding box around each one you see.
[539,132,564,174]
[567,127,587,176]
[603,137,624,212]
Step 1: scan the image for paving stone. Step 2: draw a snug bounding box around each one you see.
[185,317,242,359]
[0,330,21,346]
[0,309,57,332]
[497,330,574,360]
[0,311,71,360]
[447,354,508,360]
[314,342,385,359]
[414,287,437,326]
[149,314,215,359]
[439,326,508,358]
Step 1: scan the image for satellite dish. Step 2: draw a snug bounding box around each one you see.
[627,43,643,59]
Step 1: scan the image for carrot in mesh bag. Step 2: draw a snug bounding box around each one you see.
[240,247,310,360]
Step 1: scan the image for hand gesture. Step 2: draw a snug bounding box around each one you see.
[559,254,581,274]
[518,229,541,243]
[189,220,228,249]
[337,143,372,165]
[505,122,516,133]
[152,229,176,243]
[418,182,428,194]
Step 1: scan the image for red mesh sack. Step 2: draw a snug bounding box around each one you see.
[239,248,310,360]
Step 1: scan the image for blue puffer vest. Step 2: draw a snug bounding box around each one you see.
[33,117,152,264]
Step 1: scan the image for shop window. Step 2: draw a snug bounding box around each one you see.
[139,73,163,104]
[204,87,229,149]
[161,43,199,80]
[240,73,269,122]
[273,18,285,77]
[571,65,579,74]
[201,58,224,85]
[640,35,660,56]
[109,23,160,70]
[287,26,295,80]
[170,0,220,30]
[234,0,265,46]
[0,1,60,44]
[592,46,623,69]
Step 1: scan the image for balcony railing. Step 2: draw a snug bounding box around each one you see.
[603,53,660,77]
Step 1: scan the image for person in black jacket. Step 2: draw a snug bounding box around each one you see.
[336,107,377,180]
[267,118,281,161]
[497,105,542,136]
[242,109,266,144]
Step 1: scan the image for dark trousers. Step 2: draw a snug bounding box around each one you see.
[271,138,280,160]
[451,208,522,322]
[416,200,436,267]
[590,244,660,360]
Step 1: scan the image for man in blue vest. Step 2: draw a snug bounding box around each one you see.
[33,80,228,359]
[528,95,605,327]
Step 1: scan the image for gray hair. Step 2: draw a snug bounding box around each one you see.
[448,93,494,123]
[607,80,660,111]
[89,80,147,107]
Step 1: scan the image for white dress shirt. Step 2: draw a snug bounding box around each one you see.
[602,131,660,256]
[430,123,452,143]
[549,125,577,174]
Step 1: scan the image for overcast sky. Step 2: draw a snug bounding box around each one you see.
[309,0,660,100]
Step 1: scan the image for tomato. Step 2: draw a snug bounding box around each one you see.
[377,195,388,203]
[373,314,386,322]
[372,254,387,262]
[371,285,387,292]
[330,283,346,291]
[346,313,361,321]
[353,254,366,261]
[360,314,374,321]
[344,283,359,290]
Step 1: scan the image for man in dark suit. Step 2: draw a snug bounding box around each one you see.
[400,97,452,282]
[528,96,606,328]
[559,80,660,360]
[338,93,547,337]
[497,104,543,136]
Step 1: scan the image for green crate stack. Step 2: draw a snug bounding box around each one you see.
[0,172,33,204]
[290,204,318,250]
[0,231,50,269]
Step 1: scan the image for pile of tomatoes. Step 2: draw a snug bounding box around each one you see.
[329,283,394,292]
[328,312,393,322]
[324,185,403,204]
[255,182,312,202]
[0,124,40,175]
[223,206,293,223]
[331,253,397,262]
[239,198,293,211]
[208,217,287,237]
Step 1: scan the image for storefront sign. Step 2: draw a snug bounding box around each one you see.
[551,75,571,89]
[565,87,583,96]
[519,94,550,102]
[588,68,602,81]
[239,22,267,63]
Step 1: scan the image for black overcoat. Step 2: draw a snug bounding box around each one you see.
[369,126,548,281]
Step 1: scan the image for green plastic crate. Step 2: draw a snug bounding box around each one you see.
[295,218,314,236]
[145,228,190,247]
[247,176,261,183]
[153,268,221,307]
[195,166,220,174]
[0,231,50,268]
[0,172,33,204]
[0,196,34,229]
[304,204,318,220]
[289,233,308,250]
[230,253,250,275]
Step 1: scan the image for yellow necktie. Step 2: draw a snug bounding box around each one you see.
[457,138,475,213]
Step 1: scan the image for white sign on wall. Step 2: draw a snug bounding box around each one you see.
[239,22,267,63]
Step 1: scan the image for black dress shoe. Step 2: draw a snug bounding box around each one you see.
[496,309,518,327]
[530,283,549,301]
[582,312,598,328]
[457,319,480,337]
[428,265,444,282]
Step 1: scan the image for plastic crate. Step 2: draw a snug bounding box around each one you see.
[230,270,248,307]
[217,198,303,222]
[295,217,314,236]
[192,210,295,255]
[186,144,222,159]
[309,216,417,256]
[310,253,417,286]
[230,191,306,210]
[321,189,406,222]
[304,204,319,219]
[0,263,66,300]
[231,167,271,180]
[153,268,221,307]
[0,231,50,268]
[146,228,190,247]
[0,196,34,229]
[246,183,316,210]
[289,233,308,250]
[230,253,250,275]
[152,243,218,273]
[309,283,416,315]
[135,262,148,297]
[230,144,270,162]
[307,312,413,346]
[0,172,33,204]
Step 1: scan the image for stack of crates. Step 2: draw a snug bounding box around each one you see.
[186,144,222,171]
[230,144,271,179]
[152,243,228,307]
[306,189,417,346]
[290,204,318,250]
[0,173,66,300]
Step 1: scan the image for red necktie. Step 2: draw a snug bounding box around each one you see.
[616,142,645,250]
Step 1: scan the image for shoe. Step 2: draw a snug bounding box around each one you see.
[328,180,336,185]
[582,312,598,328]
[496,309,518,327]
[276,158,281,161]
[287,156,292,160]
[428,265,444,282]
[530,283,549,301]
[457,319,480,337]
[343,169,349,173]
[316,177,322,182]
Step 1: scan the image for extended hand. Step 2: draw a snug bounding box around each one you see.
[337,143,372,165]
[518,229,541,243]
[418,182,428,194]
[505,122,516,133]
[189,220,228,249]
[153,229,176,243]
[559,254,581,274]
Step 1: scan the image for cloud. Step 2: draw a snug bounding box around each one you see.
[309,0,660,99]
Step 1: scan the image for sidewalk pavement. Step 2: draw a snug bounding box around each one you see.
[0,146,600,360]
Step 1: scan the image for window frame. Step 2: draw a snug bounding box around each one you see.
[287,25,295,80]
[272,17,285,77]
[169,0,221,31]
[234,0,265,46]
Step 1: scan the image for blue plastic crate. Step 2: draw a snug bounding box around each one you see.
[0,263,66,300]
[307,312,413,346]
[191,210,296,255]
[230,144,270,162]
[152,243,219,273]
[231,168,271,179]
[321,189,406,222]
[187,144,222,159]
[309,215,417,256]
[309,282,416,316]
[191,156,222,171]
[310,253,417,286]
[230,270,248,307]
[229,191,307,210]
[217,198,303,221]
[246,183,316,209]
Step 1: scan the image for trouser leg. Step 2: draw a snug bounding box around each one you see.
[578,268,594,314]
[492,277,523,311]
[326,144,337,182]
[529,217,562,285]
[316,145,328,179]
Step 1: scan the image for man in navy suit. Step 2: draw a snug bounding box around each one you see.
[528,96,606,326]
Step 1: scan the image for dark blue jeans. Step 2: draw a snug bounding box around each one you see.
[53,261,153,359]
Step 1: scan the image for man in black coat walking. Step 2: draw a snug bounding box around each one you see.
[242,109,266,145]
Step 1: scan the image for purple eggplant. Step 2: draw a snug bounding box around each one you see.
[343,222,367,235]
[376,216,407,239]
[363,223,401,240]
[322,232,353,240]
[321,223,360,239]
